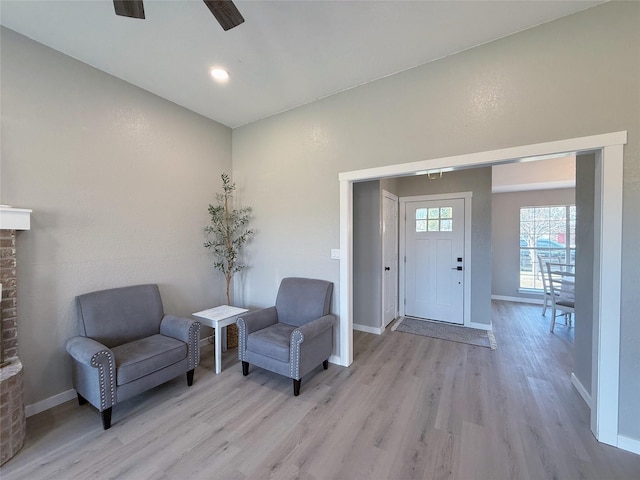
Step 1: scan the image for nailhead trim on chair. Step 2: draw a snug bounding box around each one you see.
[290,330,304,380]
[91,350,115,410]
[238,319,247,361]
[188,322,201,369]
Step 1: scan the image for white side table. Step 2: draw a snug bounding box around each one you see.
[192,305,248,374]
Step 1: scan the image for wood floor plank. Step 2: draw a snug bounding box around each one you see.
[2,301,640,479]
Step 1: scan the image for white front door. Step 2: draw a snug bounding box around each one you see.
[382,191,398,327]
[404,197,465,324]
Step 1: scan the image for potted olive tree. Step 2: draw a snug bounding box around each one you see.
[204,173,253,346]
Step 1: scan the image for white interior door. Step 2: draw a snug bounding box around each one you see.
[404,197,465,324]
[382,191,398,327]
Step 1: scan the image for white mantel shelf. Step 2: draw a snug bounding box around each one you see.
[0,207,32,231]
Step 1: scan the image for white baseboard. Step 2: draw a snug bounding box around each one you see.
[617,435,640,455]
[328,354,344,366]
[491,295,543,305]
[26,388,76,418]
[469,321,492,331]
[571,372,592,409]
[353,323,383,335]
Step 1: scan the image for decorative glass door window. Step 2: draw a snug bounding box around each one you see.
[416,206,453,232]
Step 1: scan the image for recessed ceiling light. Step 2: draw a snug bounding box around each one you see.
[210,68,229,82]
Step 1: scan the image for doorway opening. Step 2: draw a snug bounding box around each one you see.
[336,131,626,449]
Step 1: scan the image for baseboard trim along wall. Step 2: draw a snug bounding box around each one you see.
[353,324,383,335]
[25,389,76,418]
[617,435,640,455]
[571,372,592,409]
[491,295,544,305]
[469,321,492,331]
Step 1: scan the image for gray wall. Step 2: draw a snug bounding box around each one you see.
[575,154,596,395]
[380,178,400,197]
[232,2,640,439]
[1,28,232,405]
[491,188,576,300]
[397,169,492,326]
[352,178,399,331]
[353,181,382,329]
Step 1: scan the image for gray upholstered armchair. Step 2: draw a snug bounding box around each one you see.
[65,284,201,429]
[237,277,335,396]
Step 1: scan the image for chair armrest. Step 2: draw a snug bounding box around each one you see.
[160,315,201,370]
[237,307,278,334]
[292,314,335,343]
[161,315,200,343]
[65,336,116,411]
[65,336,112,366]
[237,307,278,362]
[289,315,336,380]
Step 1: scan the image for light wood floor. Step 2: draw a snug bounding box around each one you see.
[2,301,639,479]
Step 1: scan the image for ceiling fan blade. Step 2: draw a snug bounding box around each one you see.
[203,1,245,31]
[113,0,145,19]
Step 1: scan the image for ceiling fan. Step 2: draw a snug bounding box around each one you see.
[113,0,245,31]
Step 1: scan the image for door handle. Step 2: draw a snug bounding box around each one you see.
[451,266,463,271]
[384,266,390,271]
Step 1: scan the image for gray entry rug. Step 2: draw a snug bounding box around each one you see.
[392,316,497,350]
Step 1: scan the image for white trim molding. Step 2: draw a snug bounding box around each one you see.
[492,179,575,193]
[590,144,623,447]
[571,372,592,409]
[492,295,544,305]
[469,322,492,331]
[339,131,627,450]
[353,324,384,335]
[338,179,353,367]
[26,389,76,418]
[0,206,32,230]
[617,435,640,456]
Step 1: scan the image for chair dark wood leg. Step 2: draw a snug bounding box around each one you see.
[101,407,112,430]
[242,361,249,376]
[323,359,329,370]
[77,393,88,405]
[186,369,194,386]
[293,379,301,396]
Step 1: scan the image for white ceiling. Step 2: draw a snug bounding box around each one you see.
[1,0,603,128]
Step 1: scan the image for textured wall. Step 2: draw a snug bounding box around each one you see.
[233,2,640,438]
[575,154,596,396]
[0,28,232,406]
[353,181,382,329]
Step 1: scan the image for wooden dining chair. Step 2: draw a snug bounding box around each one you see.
[545,262,575,333]
[537,255,553,316]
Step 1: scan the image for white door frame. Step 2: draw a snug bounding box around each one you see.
[335,131,626,449]
[381,190,399,329]
[399,192,473,327]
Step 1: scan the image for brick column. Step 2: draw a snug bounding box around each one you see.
[1,229,18,361]
[0,229,26,465]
